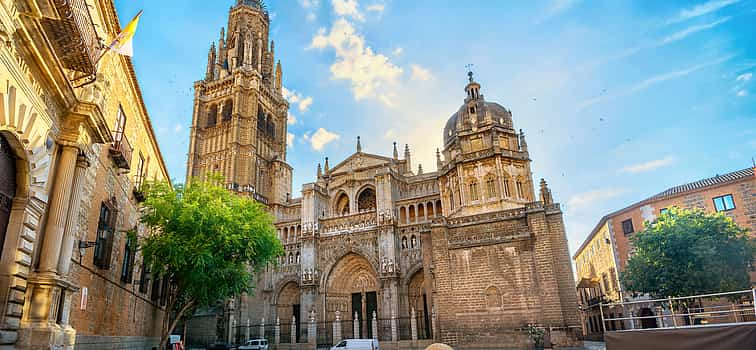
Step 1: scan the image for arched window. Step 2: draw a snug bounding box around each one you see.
[335,192,350,216]
[409,205,416,223]
[436,200,442,216]
[283,227,289,242]
[399,206,407,224]
[468,180,479,201]
[516,180,524,198]
[417,203,425,220]
[288,253,293,264]
[427,202,434,217]
[206,104,218,127]
[357,187,376,211]
[401,236,408,249]
[295,252,300,264]
[486,177,497,199]
[0,135,17,261]
[221,100,233,121]
[485,286,502,308]
[503,177,511,197]
[410,235,417,249]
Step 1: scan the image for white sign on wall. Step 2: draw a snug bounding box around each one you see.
[80,287,88,311]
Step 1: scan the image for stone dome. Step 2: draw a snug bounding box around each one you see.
[443,100,513,145]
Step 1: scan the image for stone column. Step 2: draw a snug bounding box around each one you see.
[260,318,265,339]
[333,311,342,343]
[353,312,359,339]
[291,315,297,344]
[38,144,79,273]
[371,311,378,340]
[57,153,90,275]
[275,317,280,345]
[390,310,397,343]
[410,308,418,342]
[245,319,250,342]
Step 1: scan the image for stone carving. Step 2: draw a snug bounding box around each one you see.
[380,257,398,275]
[301,267,320,285]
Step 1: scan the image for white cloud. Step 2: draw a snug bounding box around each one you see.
[310,18,403,105]
[367,3,385,13]
[282,87,314,113]
[736,72,752,82]
[737,89,748,97]
[619,157,675,174]
[579,56,731,108]
[287,112,297,125]
[383,129,395,139]
[300,0,319,21]
[299,96,313,112]
[392,47,403,56]
[287,133,295,148]
[173,123,183,133]
[332,0,364,21]
[410,64,432,81]
[661,17,730,44]
[668,0,740,24]
[301,0,319,8]
[306,128,340,151]
[567,188,627,211]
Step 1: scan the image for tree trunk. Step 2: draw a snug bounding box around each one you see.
[160,299,195,350]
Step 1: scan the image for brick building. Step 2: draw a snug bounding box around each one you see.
[184,1,580,348]
[573,166,756,336]
[0,0,169,348]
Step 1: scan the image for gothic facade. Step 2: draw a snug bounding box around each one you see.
[186,1,579,348]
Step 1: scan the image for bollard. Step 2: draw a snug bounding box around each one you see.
[334,310,342,343]
[371,311,378,340]
[353,312,360,339]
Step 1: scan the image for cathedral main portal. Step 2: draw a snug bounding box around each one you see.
[325,253,379,339]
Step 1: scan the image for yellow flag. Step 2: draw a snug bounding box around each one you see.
[108,10,143,57]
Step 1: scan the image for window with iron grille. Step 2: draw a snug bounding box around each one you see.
[121,234,136,283]
[138,259,150,294]
[93,201,117,269]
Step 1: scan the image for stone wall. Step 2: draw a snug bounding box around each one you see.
[431,206,579,348]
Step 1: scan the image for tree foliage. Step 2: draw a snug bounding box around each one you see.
[138,176,283,348]
[622,207,755,298]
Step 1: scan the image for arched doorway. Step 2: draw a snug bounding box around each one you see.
[277,282,301,343]
[408,269,430,339]
[326,253,379,338]
[0,135,17,260]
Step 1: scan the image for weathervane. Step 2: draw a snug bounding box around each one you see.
[465,64,475,82]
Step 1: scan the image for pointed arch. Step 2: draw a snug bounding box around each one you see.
[333,191,350,216]
[356,186,376,212]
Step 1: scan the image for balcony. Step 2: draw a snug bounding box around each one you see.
[109,130,132,170]
[39,0,103,75]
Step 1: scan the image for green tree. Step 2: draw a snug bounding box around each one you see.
[138,177,283,349]
[622,207,755,298]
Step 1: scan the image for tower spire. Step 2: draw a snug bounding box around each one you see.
[356,136,362,153]
[404,144,412,173]
[393,142,398,160]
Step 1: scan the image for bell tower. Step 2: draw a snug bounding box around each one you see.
[186,0,292,206]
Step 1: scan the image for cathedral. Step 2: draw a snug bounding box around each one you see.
[186,1,580,348]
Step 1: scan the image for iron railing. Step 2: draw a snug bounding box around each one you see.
[600,288,756,332]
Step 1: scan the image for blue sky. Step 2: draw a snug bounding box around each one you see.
[115,0,756,255]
